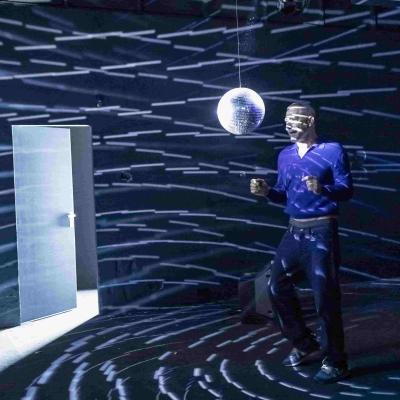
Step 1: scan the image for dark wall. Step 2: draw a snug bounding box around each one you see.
[0,2,399,311]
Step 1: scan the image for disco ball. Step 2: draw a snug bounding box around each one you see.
[217,87,265,135]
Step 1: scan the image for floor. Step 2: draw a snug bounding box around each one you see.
[0,290,99,374]
[0,284,399,400]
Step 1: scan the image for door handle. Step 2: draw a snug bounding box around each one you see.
[67,212,76,228]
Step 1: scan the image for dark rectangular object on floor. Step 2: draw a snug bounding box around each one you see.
[239,263,273,324]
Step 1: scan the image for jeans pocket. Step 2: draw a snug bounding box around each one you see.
[310,225,334,245]
[311,223,335,235]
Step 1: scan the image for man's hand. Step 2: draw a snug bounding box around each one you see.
[302,176,321,195]
[250,178,270,197]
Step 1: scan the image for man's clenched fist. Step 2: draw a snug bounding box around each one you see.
[302,175,322,195]
[250,178,270,197]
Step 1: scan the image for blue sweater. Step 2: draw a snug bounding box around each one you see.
[267,141,353,219]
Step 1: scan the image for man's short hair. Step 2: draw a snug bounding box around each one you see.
[287,102,316,118]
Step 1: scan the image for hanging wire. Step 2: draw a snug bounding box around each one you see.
[235,0,242,88]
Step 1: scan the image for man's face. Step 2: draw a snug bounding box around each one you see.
[285,107,314,142]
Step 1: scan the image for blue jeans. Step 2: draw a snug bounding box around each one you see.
[267,219,347,367]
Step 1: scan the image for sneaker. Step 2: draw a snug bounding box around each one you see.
[282,342,320,367]
[313,361,350,384]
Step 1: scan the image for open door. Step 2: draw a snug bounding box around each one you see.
[12,126,77,322]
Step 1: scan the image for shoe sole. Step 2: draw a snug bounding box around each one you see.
[282,349,320,367]
[313,371,351,384]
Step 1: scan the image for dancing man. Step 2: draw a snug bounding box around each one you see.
[250,103,353,383]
